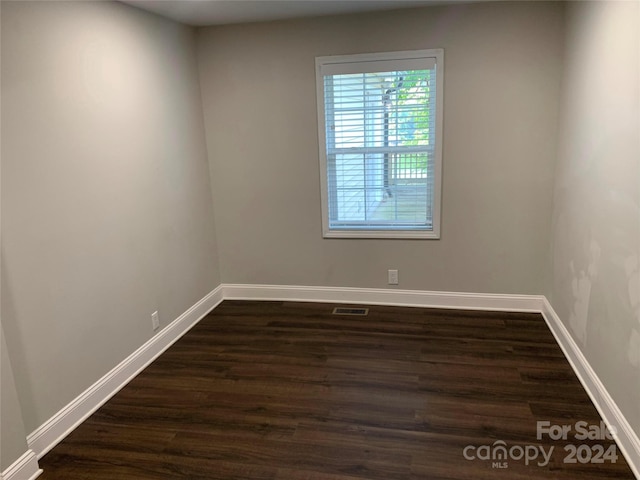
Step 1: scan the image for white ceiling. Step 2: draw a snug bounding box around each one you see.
[120,0,464,27]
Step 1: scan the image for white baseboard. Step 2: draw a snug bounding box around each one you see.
[222,283,545,312]
[21,283,639,479]
[1,450,41,480]
[27,285,224,459]
[541,298,640,479]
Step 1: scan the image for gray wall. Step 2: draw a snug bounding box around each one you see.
[1,0,220,446]
[197,2,564,294]
[1,326,29,471]
[550,1,640,435]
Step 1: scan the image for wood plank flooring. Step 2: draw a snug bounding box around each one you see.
[38,301,636,479]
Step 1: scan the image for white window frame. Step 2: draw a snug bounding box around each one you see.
[315,49,444,239]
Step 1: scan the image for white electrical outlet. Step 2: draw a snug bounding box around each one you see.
[151,311,159,331]
[388,269,399,285]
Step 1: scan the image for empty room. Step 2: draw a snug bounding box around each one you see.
[1,0,639,479]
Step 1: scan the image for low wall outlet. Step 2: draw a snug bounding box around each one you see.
[388,269,399,285]
[151,311,159,331]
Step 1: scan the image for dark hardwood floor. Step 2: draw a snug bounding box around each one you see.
[39,301,636,479]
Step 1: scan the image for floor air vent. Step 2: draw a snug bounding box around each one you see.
[332,307,369,316]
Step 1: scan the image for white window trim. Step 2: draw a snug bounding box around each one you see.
[315,49,444,239]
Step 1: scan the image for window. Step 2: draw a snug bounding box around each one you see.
[316,49,443,239]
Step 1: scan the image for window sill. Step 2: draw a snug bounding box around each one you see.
[322,229,440,240]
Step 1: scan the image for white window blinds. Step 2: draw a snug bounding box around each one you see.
[316,50,443,239]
